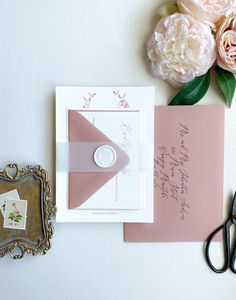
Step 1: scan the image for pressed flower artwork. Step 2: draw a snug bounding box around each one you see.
[3,199,27,230]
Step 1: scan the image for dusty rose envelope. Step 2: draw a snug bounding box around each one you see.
[68,110,129,209]
[125,105,224,242]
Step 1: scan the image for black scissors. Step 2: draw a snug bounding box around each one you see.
[204,191,236,274]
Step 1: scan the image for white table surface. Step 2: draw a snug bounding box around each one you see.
[0,1,235,299]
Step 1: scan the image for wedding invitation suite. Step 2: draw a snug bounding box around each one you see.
[56,87,155,222]
[125,105,225,242]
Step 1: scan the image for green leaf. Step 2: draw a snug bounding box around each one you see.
[215,65,236,107]
[8,213,15,219]
[169,71,211,106]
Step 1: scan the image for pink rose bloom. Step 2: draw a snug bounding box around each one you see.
[216,6,236,73]
[147,13,216,87]
[177,0,235,27]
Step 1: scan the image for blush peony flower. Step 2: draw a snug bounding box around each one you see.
[177,0,235,28]
[216,6,236,73]
[147,13,216,87]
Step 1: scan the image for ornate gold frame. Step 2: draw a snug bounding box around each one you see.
[0,164,56,259]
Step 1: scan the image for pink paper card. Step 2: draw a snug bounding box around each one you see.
[125,105,224,242]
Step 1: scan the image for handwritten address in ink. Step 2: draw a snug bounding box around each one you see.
[154,123,190,220]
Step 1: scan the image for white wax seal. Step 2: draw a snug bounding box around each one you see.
[94,145,117,168]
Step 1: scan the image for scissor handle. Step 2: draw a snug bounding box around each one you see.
[230,239,236,274]
[204,219,231,273]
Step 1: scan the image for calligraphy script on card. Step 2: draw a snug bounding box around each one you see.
[119,120,133,175]
[120,121,132,148]
[154,123,190,220]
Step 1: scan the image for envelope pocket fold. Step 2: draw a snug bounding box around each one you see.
[68,110,129,209]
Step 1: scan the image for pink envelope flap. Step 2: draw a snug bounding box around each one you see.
[68,110,129,209]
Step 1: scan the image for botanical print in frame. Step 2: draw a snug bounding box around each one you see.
[3,199,27,230]
[0,164,56,259]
